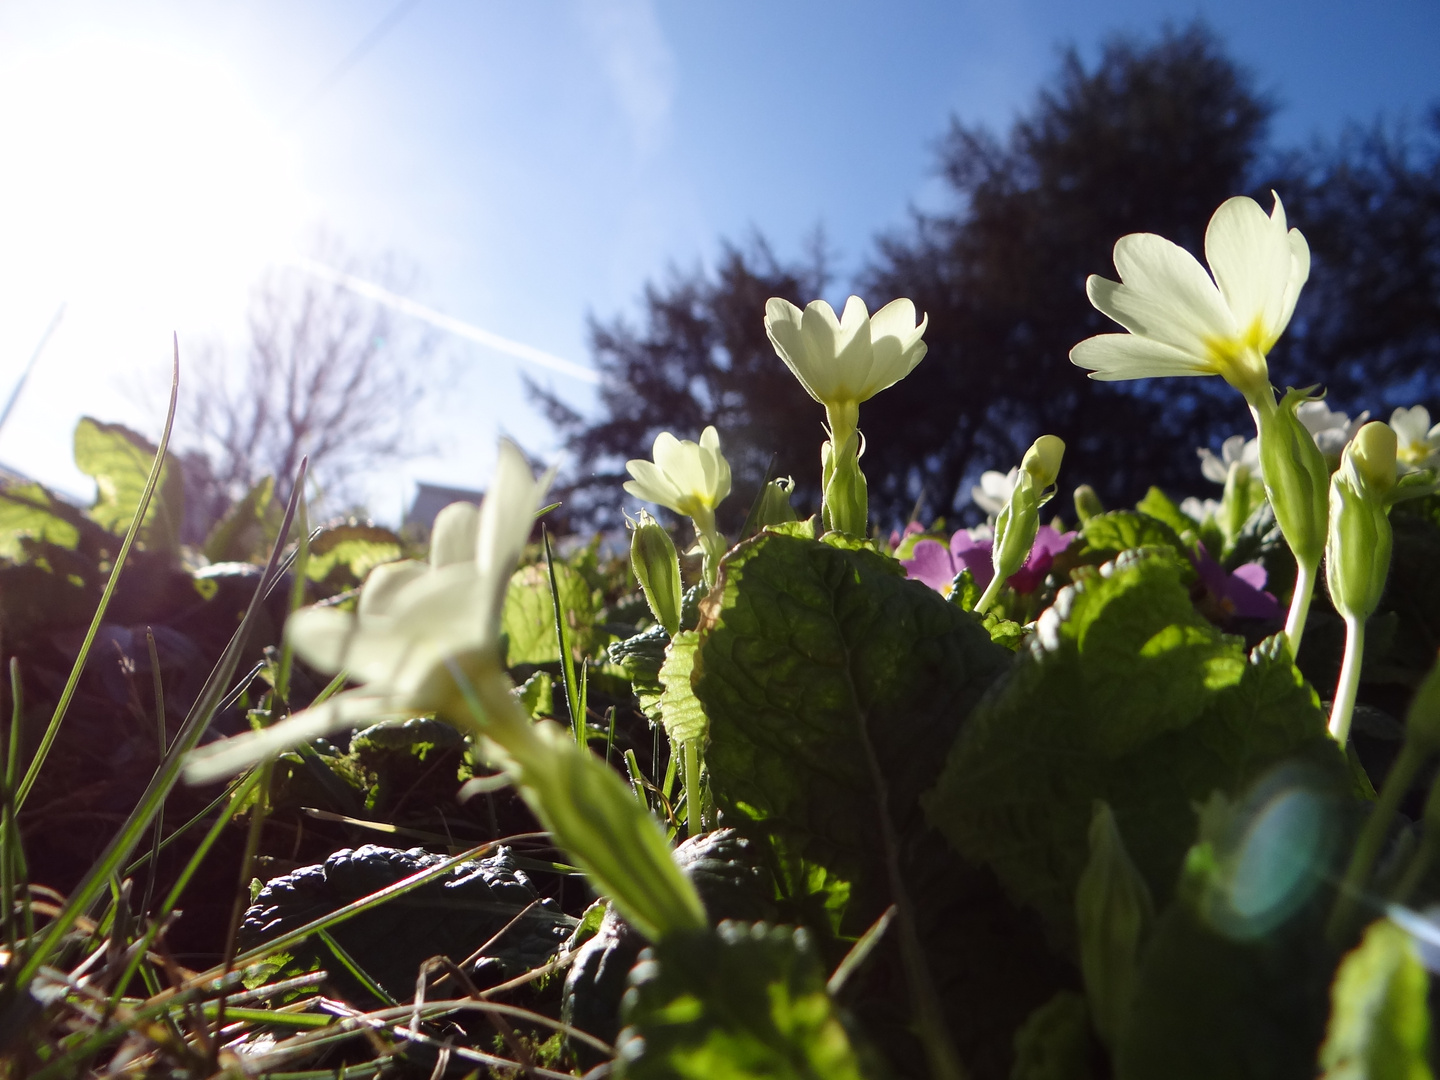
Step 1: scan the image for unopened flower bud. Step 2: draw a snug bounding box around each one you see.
[1076,801,1153,1050]
[1073,484,1105,524]
[1258,387,1331,572]
[753,476,798,530]
[821,432,868,537]
[1325,438,1394,623]
[1022,435,1066,491]
[1349,421,1399,496]
[630,510,683,636]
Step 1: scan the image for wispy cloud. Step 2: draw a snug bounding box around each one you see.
[576,0,676,156]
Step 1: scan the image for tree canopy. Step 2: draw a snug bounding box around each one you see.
[534,23,1440,530]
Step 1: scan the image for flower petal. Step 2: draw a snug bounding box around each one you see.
[900,538,957,592]
[1204,194,1297,350]
[286,606,357,674]
[430,501,480,568]
[764,297,823,404]
[1091,231,1237,354]
[1070,333,1218,381]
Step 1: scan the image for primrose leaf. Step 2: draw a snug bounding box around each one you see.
[503,561,602,666]
[658,630,707,744]
[0,481,81,559]
[609,623,668,719]
[202,475,277,563]
[240,844,575,1003]
[923,551,1343,940]
[1116,894,1339,1080]
[1135,487,1197,540]
[1078,510,1190,567]
[694,532,1010,937]
[305,521,405,584]
[616,921,874,1080]
[73,417,184,552]
[1319,918,1432,1080]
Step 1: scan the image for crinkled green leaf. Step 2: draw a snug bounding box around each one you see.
[924,551,1342,939]
[73,416,183,552]
[658,630,707,744]
[1077,510,1190,571]
[304,521,404,583]
[1116,892,1338,1080]
[503,561,603,665]
[1319,918,1433,1080]
[616,921,873,1080]
[609,623,668,719]
[694,531,1010,936]
[202,475,277,563]
[0,481,80,559]
[516,670,555,719]
[1135,487,1197,541]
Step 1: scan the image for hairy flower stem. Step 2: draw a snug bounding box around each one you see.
[1328,615,1365,744]
[974,574,1003,616]
[1285,557,1317,654]
[1327,737,1427,945]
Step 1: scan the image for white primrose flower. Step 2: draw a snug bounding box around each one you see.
[623,427,731,523]
[1198,435,1260,485]
[1298,399,1370,461]
[1180,496,1221,525]
[764,295,928,442]
[972,467,1019,516]
[1390,405,1440,471]
[624,426,732,582]
[185,441,556,783]
[1070,193,1310,406]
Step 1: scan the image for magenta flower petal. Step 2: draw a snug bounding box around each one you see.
[901,539,958,592]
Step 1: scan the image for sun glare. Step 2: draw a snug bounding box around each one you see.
[0,37,305,323]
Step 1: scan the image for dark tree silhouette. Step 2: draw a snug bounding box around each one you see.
[1276,112,1440,418]
[534,23,1439,531]
[861,23,1275,520]
[529,239,828,530]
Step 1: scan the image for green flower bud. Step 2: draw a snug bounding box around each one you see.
[1076,801,1154,1049]
[1257,387,1331,572]
[1349,421,1398,496]
[1022,434,1066,491]
[1325,432,1395,623]
[1073,484,1105,523]
[991,480,1040,589]
[753,476,798,530]
[630,510,683,636]
[821,432,868,537]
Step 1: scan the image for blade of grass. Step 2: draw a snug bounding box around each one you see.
[3,456,308,1006]
[14,341,180,811]
[1,659,22,959]
[315,928,398,1006]
[541,527,584,746]
[109,767,267,1007]
[140,629,166,919]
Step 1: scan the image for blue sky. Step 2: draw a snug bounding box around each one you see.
[0,1,1435,520]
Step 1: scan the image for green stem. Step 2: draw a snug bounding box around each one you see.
[683,738,702,839]
[1327,737,1426,943]
[975,573,1003,615]
[1285,557,1318,656]
[1328,615,1365,745]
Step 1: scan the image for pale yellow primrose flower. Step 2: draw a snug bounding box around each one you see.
[764,295,928,442]
[1298,399,1369,463]
[1070,193,1310,405]
[624,427,731,582]
[972,468,1019,516]
[1390,405,1440,471]
[186,441,556,782]
[623,427,731,522]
